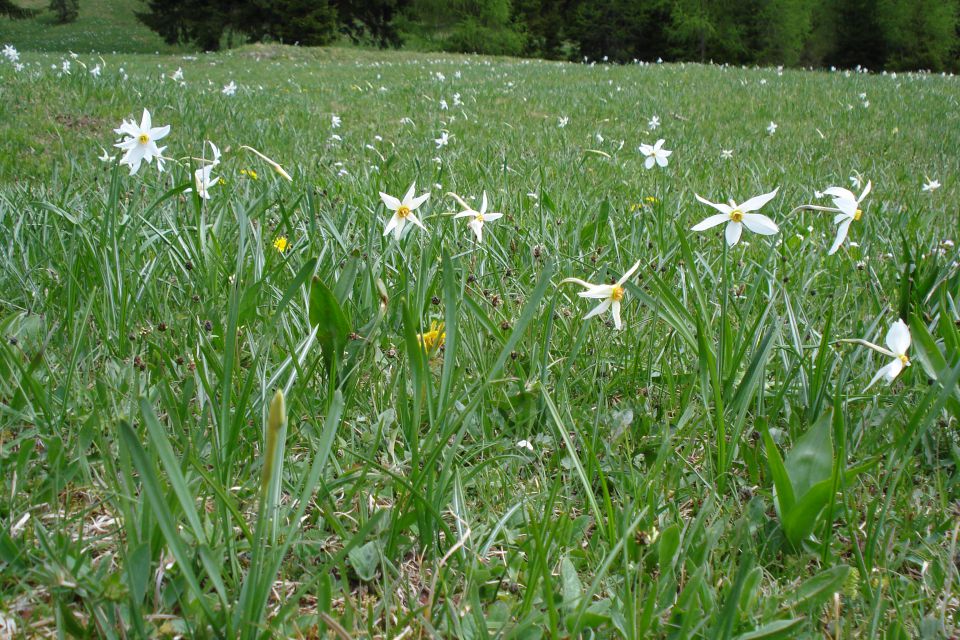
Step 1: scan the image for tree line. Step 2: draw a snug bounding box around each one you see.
[7,0,954,71]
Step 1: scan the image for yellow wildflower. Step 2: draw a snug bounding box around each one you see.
[417,321,445,354]
[273,236,290,253]
[241,168,258,180]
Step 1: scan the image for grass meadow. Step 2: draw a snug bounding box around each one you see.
[0,37,959,638]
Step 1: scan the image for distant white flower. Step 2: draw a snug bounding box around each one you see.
[560,259,643,330]
[516,439,534,452]
[857,319,912,390]
[595,132,604,144]
[89,64,101,77]
[435,72,445,82]
[692,188,780,246]
[2,44,19,63]
[331,114,341,128]
[13,62,23,72]
[638,138,671,169]
[821,181,871,255]
[222,81,237,96]
[400,117,414,126]
[60,60,71,74]
[558,116,569,128]
[330,133,342,142]
[452,191,503,243]
[766,121,778,135]
[113,109,170,175]
[434,131,450,148]
[171,67,183,82]
[922,178,941,192]
[453,92,462,106]
[439,99,448,110]
[720,149,733,159]
[98,147,114,162]
[648,115,660,130]
[380,183,430,240]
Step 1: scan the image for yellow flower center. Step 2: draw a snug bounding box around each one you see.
[730,209,744,222]
[898,354,909,365]
[475,213,484,222]
[397,205,411,219]
[138,133,150,144]
[854,209,863,221]
[611,285,625,301]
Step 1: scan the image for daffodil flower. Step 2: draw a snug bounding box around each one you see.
[822,181,871,254]
[188,141,220,200]
[417,321,445,353]
[450,191,503,243]
[380,183,429,239]
[851,319,911,390]
[692,188,780,246]
[639,139,671,169]
[560,259,642,330]
[113,109,170,175]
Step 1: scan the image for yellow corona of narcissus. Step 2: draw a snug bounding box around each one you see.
[417,321,445,353]
[560,259,642,330]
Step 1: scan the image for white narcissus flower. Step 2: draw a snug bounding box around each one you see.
[451,191,502,243]
[188,141,221,200]
[766,121,778,135]
[560,259,642,330]
[858,319,912,390]
[380,183,429,240]
[113,109,170,175]
[922,178,941,192]
[692,188,780,246]
[331,114,341,128]
[822,181,871,255]
[639,138,671,169]
[647,115,660,130]
[222,81,237,96]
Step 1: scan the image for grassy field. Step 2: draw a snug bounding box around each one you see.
[0,40,959,638]
[0,0,179,54]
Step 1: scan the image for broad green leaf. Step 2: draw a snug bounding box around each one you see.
[732,618,805,640]
[560,557,582,611]
[788,565,849,609]
[308,275,350,373]
[784,411,833,498]
[348,540,380,582]
[762,426,795,518]
[658,524,681,571]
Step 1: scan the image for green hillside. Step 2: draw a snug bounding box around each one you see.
[0,0,182,52]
